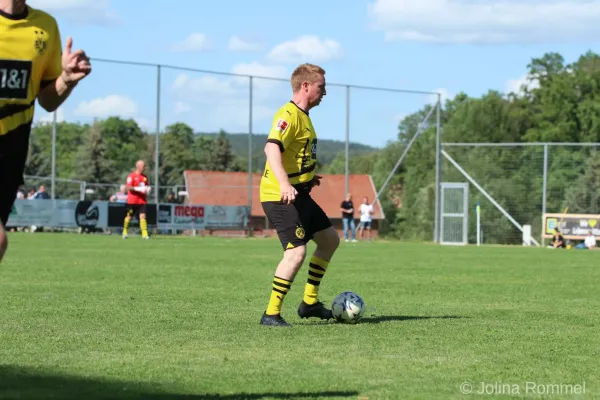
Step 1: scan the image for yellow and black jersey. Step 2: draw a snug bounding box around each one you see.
[260,101,318,202]
[0,6,62,137]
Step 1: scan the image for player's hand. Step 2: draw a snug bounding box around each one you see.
[280,183,298,205]
[61,37,92,86]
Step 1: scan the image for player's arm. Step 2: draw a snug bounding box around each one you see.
[126,176,151,194]
[265,143,297,204]
[264,115,298,204]
[37,24,91,112]
[125,176,142,194]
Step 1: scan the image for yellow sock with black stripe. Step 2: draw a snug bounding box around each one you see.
[122,216,131,236]
[266,276,293,315]
[140,217,148,238]
[303,255,330,305]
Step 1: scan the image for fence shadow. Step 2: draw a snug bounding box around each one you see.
[0,365,358,400]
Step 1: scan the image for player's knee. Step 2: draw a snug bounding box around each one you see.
[315,227,340,252]
[283,245,306,268]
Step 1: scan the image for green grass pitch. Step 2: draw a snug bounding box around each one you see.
[0,233,598,399]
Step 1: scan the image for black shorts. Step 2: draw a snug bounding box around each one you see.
[0,125,30,226]
[262,193,332,250]
[126,203,147,217]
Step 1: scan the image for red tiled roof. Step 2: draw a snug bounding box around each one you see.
[183,171,384,219]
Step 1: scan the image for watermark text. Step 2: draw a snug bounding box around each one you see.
[460,381,586,396]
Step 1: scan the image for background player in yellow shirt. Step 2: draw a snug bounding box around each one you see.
[0,0,92,263]
[259,63,341,327]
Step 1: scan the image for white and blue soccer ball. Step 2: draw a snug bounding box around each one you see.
[331,291,366,324]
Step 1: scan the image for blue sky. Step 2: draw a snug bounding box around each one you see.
[29,0,600,148]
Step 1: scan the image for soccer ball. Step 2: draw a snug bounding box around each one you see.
[331,291,366,324]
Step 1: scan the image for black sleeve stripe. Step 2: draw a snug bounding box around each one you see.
[40,79,55,91]
[266,139,284,153]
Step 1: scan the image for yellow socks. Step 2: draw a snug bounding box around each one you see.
[140,217,148,238]
[122,216,131,236]
[303,255,329,305]
[266,276,293,315]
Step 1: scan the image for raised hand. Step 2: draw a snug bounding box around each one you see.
[61,37,92,85]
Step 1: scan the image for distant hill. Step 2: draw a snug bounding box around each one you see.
[198,132,379,172]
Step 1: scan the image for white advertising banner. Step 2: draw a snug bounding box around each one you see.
[6,200,248,231]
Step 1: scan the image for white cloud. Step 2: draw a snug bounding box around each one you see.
[172,74,237,102]
[28,0,120,26]
[505,74,540,96]
[231,62,287,80]
[368,0,600,44]
[73,95,138,117]
[231,62,288,96]
[267,35,342,63]
[171,33,211,52]
[34,107,65,124]
[169,62,290,132]
[134,117,153,132]
[174,101,192,114]
[228,36,263,52]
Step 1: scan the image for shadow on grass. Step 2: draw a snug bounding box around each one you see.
[360,315,468,324]
[0,366,359,400]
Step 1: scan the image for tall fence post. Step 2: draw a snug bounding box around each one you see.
[155,65,161,219]
[541,143,549,246]
[345,85,350,197]
[434,96,442,243]
[248,76,253,236]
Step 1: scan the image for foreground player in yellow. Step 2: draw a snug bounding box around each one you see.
[0,0,91,263]
[259,63,340,327]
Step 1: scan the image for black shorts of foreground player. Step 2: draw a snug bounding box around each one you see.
[0,0,92,263]
[258,63,340,327]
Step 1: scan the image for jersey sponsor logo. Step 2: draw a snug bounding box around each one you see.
[276,119,289,133]
[0,59,32,100]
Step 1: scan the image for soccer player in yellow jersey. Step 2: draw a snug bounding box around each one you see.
[259,63,340,327]
[0,0,91,263]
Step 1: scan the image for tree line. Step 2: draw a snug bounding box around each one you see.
[325,51,600,244]
[26,51,600,243]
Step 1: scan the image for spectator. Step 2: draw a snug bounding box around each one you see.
[340,193,356,243]
[110,185,128,203]
[575,231,597,250]
[33,185,50,199]
[548,229,565,249]
[357,196,374,241]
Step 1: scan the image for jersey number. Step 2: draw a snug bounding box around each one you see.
[0,60,32,100]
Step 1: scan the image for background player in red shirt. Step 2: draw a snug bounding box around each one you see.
[122,160,151,239]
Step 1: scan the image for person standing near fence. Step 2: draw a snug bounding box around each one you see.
[0,0,92,263]
[122,160,151,240]
[357,196,374,241]
[340,193,357,243]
